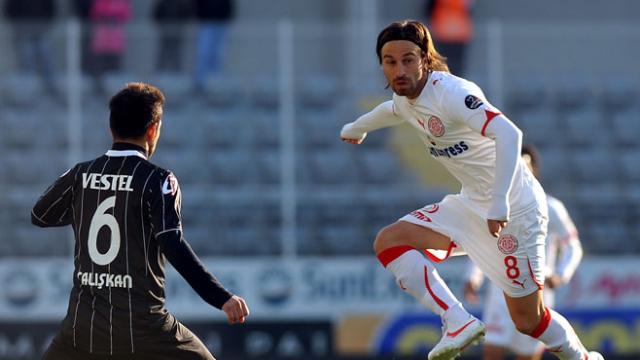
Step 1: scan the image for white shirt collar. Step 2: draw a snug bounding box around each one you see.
[105,149,147,159]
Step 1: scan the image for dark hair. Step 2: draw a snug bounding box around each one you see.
[109,82,165,139]
[521,143,541,178]
[376,20,449,72]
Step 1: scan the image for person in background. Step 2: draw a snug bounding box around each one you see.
[425,0,474,76]
[75,0,132,93]
[465,143,584,360]
[153,0,194,72]
[192,0,235,93]
[4,0,57,95]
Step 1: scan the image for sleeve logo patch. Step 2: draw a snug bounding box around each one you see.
[465,95,484,109]
[162,173,179,196]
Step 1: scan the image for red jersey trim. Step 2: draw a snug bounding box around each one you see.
[481,110,502,136]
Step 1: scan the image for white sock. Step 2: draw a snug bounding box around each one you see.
[532,307,587,360]
[379,246,469,327]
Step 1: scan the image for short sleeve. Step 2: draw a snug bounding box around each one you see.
[440,80,503,135]
[149,171,183,237]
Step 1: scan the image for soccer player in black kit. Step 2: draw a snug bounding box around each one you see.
[32,82,249,360]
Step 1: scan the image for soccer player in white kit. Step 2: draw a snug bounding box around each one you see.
[464,144,585,360]
[340,20,603,360]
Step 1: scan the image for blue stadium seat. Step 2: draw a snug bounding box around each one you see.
[611,107,640,147]
[298,110,342,149]
[297,73,339,110]
[302,149,357,185]
[358,149,401,185]
[619,150,640,182]
[0,72,45,109]
[251,112,280,149]
[203,73,244,110]
[516,108,558,146]
[562,107,605,146]
[206,149,256,186]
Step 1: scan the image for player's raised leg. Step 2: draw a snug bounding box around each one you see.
[375,221,485,360]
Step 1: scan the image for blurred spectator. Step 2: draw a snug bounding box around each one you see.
[153,0,194,72]
[74,0,132,93]
[425,0,474,76]
[3,0,57,95]
[193,0,235,92]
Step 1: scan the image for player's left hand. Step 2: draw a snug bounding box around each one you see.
[487,219,507,237]
[222,295,250,324]
[341,137,363,145]
[545,274,563,289]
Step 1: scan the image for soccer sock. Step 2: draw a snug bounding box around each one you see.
[378,246,470,327]
[531,307,588,360]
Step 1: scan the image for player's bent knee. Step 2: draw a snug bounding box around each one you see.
[513,316,540,335]
[373,223,406,254]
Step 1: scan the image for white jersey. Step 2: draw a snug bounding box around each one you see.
[544,195,582,281]
[342,71,545,220]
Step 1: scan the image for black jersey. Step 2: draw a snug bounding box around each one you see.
[32,143,231,356]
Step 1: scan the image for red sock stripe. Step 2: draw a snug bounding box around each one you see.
[424,266,449,311]
[377,245,415,267]
[531,306,551,338]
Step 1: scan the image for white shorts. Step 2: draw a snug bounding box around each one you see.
[483,282,555,355]
[399,194,548,298]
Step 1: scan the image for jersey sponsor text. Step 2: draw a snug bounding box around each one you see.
[82,173,134,192]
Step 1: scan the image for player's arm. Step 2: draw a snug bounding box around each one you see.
[149,172,249,323]
[442,83,520,233]
[548,201,583,288]
[31,166,79,227]
[340,100,404,144]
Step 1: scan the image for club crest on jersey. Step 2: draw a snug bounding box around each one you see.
[162,173,179,196]
[424,204,440,213]
[427,116,445,137]
[465,95,483,109]
[497,234,518,255]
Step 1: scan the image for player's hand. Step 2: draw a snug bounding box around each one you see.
[341,137,363,145]
[545,274,563,289]
[487,219,507,238]
[221,295,250,324]
[463,281,479,304]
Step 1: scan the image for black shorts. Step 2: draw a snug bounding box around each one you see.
[43,325,216,360]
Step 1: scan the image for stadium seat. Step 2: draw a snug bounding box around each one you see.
[302,149,357,185]
[297,73,339,110]
[619,150,640,182]
[148,72,191,108]
[206,149,256,186]
[516,108,558,146]
[599,73,638,110]
[569,148,615,184]
[251,111,280,149]
[298,109,342,149]
[200,111,253,150]
[611,107,640,148]
[506,72,549,112]
[255,150,281,185]
[553,73,595,111]
[152,150,209,187]
[0,72,45,109]
[203,73,244,110]
[250,74,279,110]
[358,149,401,185]
[562,106,605,146]
[538,147,570,188]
